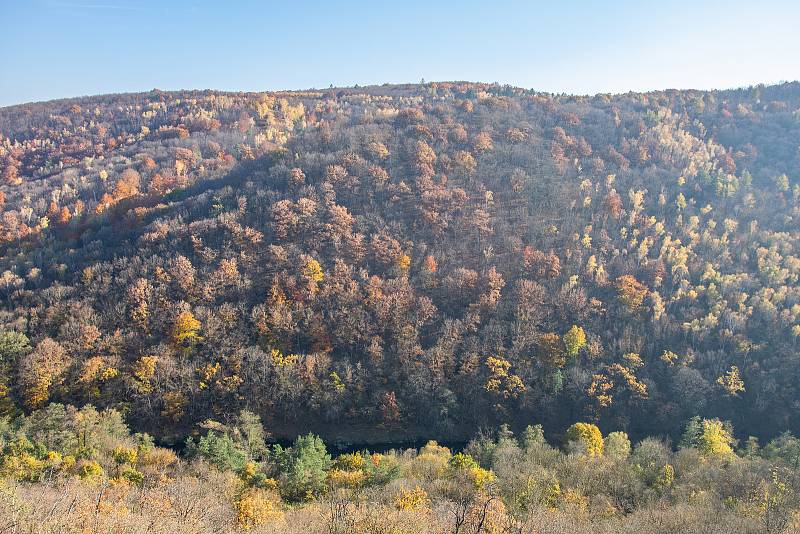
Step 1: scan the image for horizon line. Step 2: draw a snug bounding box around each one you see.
[2,78,799,110]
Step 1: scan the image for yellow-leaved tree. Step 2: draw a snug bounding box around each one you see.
[484,356,525,399]
[697,419,735,457]
[171,310,202,351]
[17,338,68,409]
[716,365,745,396]
[301,257,324,294]
[681,417,735,457]
[565,422,604,457]
[563,325,587,357]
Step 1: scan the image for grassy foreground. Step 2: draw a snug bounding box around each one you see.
[1,404,800,533]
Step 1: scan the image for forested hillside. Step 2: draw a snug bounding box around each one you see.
[0,82,799,447]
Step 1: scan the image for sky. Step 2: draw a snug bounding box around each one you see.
[1,0,799,107]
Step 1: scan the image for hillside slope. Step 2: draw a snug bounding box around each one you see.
[0,82,798,444]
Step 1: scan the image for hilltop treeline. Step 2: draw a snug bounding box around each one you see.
[0,82,798,447]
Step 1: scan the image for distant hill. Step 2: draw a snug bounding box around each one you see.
[0,82,798,445]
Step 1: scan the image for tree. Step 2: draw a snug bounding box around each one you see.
[716,365,745,396]
[473,132,493,153]
[506,127,527,143]
[523,247,561,278]
[0,331,30,414]
[424,255,438,273]
[454,150,477,175]
[3,164,21,185]
[113,168,141,199]
[604,431,631,459]
[171,310,202,350]
[681,417,735,457]
[521,424,547,450]
[679,416,704,449]
[186,430,247,472]
[774,173,789,192]
[413,140,436,177]
[564,422,603,456]
[236,487,283,528]
[563,325,586,357]
[615,275,648,312]
[380,391,401,424]
[17,338,68,409]
[161,391,188,422]
[484,356,525,400]
[56,206,71,225]
[172,255,196,295]
[366,141,389,160]
[0,331,31,363]
[604,190,623,218]
[131,356,157,394]
[696,419,735,457]
[536,332,566,368]
[274,433,331,501]
[233,410,269,461]
[762,432,800,468]
[301,257,324,294]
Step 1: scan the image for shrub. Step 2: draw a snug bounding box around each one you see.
[77,459,104,480]
[394,486,429,510]
[327,468,366,489]
[236,487,283,528]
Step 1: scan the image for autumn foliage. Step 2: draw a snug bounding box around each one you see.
[0,81,798,452]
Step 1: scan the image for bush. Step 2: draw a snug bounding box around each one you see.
[363,452,400,485]
[77,459,104,480]
[236,487,283,528]
[394,485,429,510]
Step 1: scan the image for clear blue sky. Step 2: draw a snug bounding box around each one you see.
[1,0,799,107]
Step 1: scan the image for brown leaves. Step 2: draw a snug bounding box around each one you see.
[615,275,649,312]
[523,247,561,279]
[17,338,68,409]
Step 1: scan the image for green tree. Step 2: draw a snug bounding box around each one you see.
[774,173,789,192]
[762,432,800,469]
[522,424,546,450]
[274,433,330,501]
[186,430,247,472]
[0,331,31,363]
[679,416,704,449]
[233,410,269,461]
[0,331,30,415]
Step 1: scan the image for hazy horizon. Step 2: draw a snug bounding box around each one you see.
[4,77,800,110]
